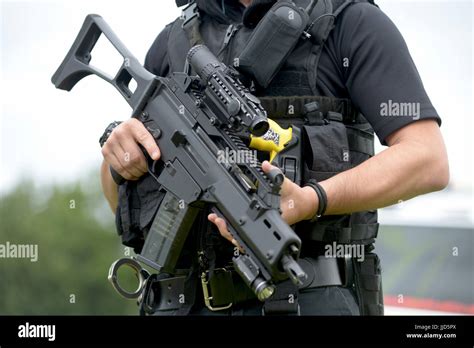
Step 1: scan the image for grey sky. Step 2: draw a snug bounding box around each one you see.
[1,0,472,193]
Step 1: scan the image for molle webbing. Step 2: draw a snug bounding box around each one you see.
[354,253,384,315]
[259,96,375,157]
[259,95,363,123]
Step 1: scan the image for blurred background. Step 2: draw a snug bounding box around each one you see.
[0,0,472,315]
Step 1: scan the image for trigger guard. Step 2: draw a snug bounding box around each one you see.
[147,158,165,182]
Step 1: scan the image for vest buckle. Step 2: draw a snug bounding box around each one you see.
[181,2,200,29]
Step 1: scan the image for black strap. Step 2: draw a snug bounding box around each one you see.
[347,128,375,156]
[181,2,203,47]
[304,0,335,45]
[242,0,277,28]
[199,210,218,277]
[309,222,379,244]
[174,265,199,315]
[176,0,192,7]
[206,269,257,306]
[263,280,299,315]
[263,255,348,315]
[298,256,343,289]
[353,253,384,315]
[258,96,363,124]
[258,95,375,157]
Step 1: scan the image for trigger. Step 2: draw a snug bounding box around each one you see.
[146,126,162,140]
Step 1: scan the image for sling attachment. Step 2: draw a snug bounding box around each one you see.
[175,0,193,7]
[138,266,199,316]
[201,268,233,311]
[181,1,203,47]
[217,24,241,60]
[139,273,185,315]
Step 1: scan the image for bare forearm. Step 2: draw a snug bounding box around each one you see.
[100,160,119,213]
[99,119,161,214]
[319,124,449,215]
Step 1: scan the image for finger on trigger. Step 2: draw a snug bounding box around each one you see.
[133,123,161,160]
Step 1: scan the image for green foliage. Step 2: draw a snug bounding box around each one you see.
[0,176,137,315]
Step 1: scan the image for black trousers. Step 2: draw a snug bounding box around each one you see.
[152,285,360,316]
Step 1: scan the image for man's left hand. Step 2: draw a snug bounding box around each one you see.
[208,161,318,247]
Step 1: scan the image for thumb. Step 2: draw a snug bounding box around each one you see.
[261,161,293,192]
[261,160,277,173]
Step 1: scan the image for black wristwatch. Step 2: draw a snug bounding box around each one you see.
[99,121,122,148]
[305,179,328,222]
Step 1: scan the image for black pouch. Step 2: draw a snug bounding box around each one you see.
[237,0,309,88]
[353,252,384,316]
[115,174,164,253]
[302,114,352,182]
[345,122,375,166]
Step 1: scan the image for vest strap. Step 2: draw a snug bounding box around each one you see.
[309,222,379,244]
[258,95,362,123]
[181,2,203,46]
[347,128,375,156]
[353,252,384,315]
[259,95,375,156]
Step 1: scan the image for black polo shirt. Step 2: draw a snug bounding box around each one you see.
[144,1,441,145]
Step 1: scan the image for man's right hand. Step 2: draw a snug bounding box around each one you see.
[101,118,161,181]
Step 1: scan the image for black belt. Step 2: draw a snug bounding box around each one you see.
[142,256,351,314]
[262,256,348,316]
[299,256,345,289]
[200,268,256,311]
[200,256,348,311]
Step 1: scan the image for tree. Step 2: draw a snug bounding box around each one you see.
[0,176,137,314]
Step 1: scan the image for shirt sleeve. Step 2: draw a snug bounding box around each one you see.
[144,24,173,77]
[337,3,441,145]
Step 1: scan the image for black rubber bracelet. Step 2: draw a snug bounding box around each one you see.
[99,121,122,148]
[305,179,328,222]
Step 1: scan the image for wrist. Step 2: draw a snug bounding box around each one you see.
[99,121,122,148]
[304,179,328,222]
[301,186,319,221]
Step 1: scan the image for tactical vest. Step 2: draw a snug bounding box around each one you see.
[116,0,384,315]
[165,0,379,249]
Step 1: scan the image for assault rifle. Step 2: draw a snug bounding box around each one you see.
[52,14,306,302]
